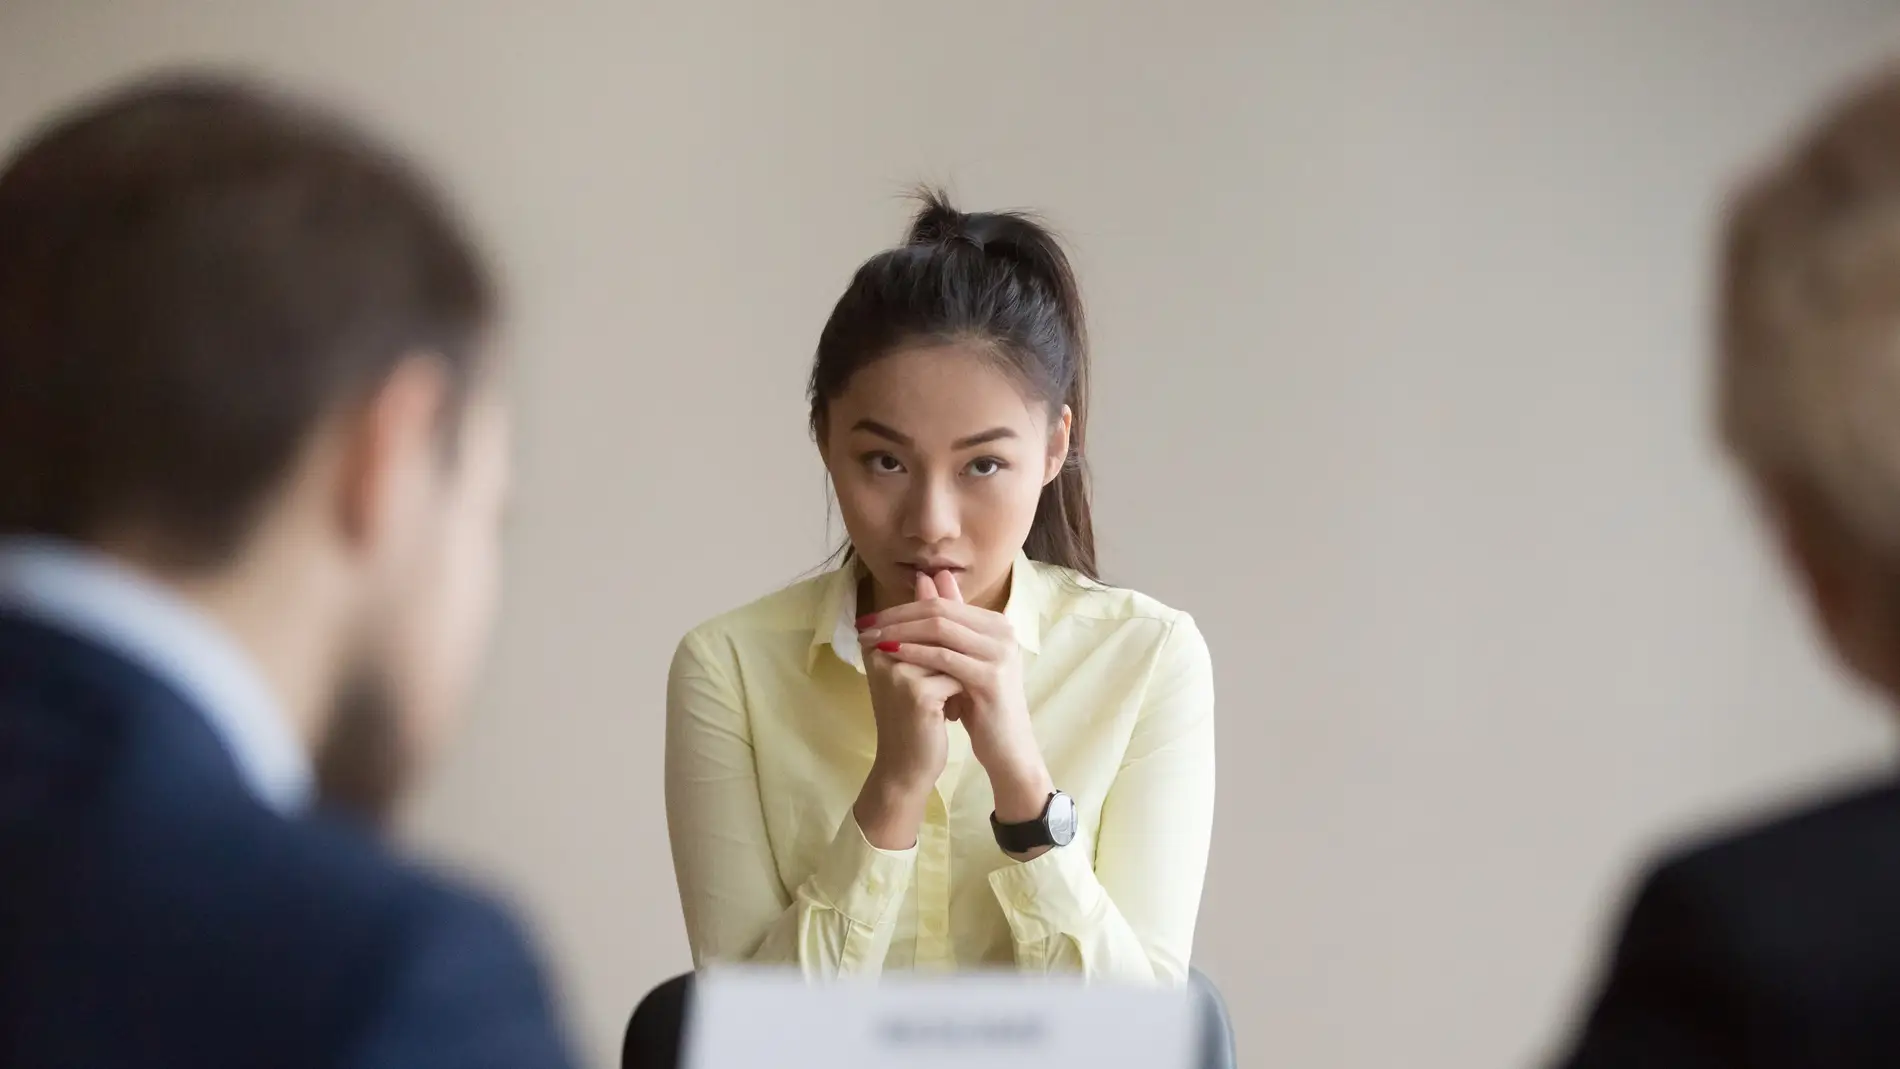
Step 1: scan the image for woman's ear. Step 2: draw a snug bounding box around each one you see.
[1043,404,1072,486]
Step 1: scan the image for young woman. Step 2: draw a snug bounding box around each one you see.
[664,192,1215,984]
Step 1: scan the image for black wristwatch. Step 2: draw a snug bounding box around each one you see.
[990,790,1078,853]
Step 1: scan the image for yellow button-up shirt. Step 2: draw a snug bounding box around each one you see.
[664,552,1215,983]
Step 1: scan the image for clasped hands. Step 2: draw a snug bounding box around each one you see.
[854,570,1055,844]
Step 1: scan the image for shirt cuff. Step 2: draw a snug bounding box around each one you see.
[807,811,917,929]
[986,841,1105,940]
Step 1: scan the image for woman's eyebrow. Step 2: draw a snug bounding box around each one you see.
[952,427,1016,448]
[850,420,1017,449]
[850,418,911,446]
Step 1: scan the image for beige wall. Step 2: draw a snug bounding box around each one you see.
[5,2,1899,1065]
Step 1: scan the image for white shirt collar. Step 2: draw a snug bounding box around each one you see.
[0,538,312,813]
[827,561,869,673]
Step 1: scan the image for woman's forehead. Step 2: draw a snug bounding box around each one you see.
[832,345,1047,436]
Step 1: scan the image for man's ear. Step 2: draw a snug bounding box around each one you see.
[334,355,451,555]
[1044,404,1073,487]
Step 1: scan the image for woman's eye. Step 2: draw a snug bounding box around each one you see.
[864,452,905,474]
[967,456,1006,477]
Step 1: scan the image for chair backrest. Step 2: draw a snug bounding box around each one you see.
[1189,967,1238,1069]
[623,971,693,1069]
[625,969,1238,1069]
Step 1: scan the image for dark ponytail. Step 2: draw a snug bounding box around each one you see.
[808,189,1098,579]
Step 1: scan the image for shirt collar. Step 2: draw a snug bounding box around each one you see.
[806,550,1047,673]
[0,538,313,814]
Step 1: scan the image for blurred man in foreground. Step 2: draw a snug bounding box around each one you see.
[0,74,574,1068]
[1554,64,1900,1067]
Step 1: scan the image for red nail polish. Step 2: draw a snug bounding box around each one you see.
[855,614,877,629]
[876,641,901,653]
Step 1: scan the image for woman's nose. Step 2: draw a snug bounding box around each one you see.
[905,478,960,545]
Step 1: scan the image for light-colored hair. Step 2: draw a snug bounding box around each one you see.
[1720,62,1900,557]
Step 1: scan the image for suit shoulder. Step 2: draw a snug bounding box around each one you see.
[329,838,573,1069]
[1655,777,1900,882]
[270,819,566,1030]
[361,861,555,1006]
[1563,778,1900,1066]
[163,808,525,981]
[1628,777,1900,958]
[270,814,533,937]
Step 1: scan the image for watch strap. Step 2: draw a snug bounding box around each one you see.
[990,792,1060,852]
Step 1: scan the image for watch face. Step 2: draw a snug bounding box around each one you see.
[1046,792,1078,847]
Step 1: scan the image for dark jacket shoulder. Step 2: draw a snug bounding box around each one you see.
[0,612,573,1069]
[1557,776,1900,1068]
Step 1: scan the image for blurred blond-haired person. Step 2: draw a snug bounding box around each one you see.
[1554,63,1900,1068]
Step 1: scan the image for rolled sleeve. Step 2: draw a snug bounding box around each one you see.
[806,812,917,931]
[986,842,1109,944]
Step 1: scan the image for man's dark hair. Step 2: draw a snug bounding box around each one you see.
[0,72,496,569]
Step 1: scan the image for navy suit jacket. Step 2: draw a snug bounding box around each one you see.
[1555,778,1900,1068]
[0,611,576,1069]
